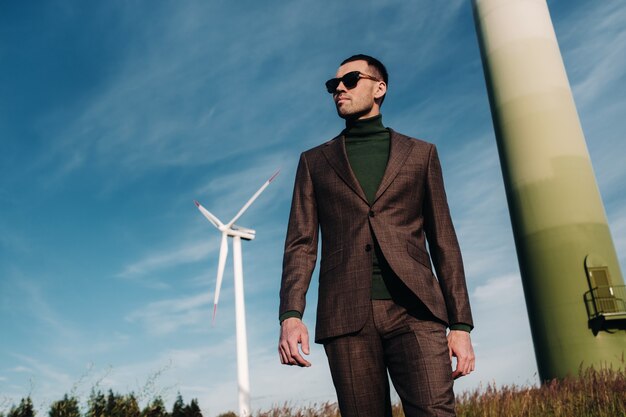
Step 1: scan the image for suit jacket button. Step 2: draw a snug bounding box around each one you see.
[368,210,375,217]
[365,244,372,252]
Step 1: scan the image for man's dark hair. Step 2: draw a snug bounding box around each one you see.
[341,54,388,103]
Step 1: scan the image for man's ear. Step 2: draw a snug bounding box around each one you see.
[374,81,387,100]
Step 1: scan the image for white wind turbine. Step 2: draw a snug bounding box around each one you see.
[194,170,279,417]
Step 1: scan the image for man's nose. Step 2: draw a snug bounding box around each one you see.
[334,81,347,94]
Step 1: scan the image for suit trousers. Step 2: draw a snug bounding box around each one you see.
[323,299,455,417]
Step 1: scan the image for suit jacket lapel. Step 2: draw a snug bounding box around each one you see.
[373,129,414,203]
[321,135,369,204]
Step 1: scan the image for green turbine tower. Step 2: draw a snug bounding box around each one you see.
[472,0,626,380]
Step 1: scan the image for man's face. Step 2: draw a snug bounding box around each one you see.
[332,60,386,120]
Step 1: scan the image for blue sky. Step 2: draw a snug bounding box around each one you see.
[1,1,625,415]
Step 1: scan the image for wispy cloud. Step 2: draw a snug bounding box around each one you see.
[472,274,523,306]
[29,3,314,187]
[25,1,473,195]
[125,292,213,336]
[558,2,626,108]
[9,366,33,374]
[4,277,80,342]
[440,136,518,289]
[246,347,336,407]
[89,342,239,406]
[117,240,215,279]
[9,355,73,393]
[4,345,237,414]
[454,273,538,392]
[193,154,291,226]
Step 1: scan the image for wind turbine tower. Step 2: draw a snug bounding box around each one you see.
[195,170,279,416]
[473,0,626,381]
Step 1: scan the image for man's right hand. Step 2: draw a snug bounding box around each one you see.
[278,317,311,367]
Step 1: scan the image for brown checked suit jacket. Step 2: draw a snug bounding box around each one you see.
[279,129,473,343]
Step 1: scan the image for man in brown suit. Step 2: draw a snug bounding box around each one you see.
[278,54,475,417]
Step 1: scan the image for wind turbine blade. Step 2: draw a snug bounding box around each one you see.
[226,170,280,228]
[195,200,224,229]
[213,232,229,324]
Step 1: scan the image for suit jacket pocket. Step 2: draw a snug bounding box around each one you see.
[407,241,432,271]
[320,248,343,275]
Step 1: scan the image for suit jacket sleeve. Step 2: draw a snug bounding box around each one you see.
[279,152,319,318]
[423,144,473,328]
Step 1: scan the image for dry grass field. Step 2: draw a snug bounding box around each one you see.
[251,367,626,417]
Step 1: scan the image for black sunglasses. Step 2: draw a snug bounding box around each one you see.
[325,71,380,94]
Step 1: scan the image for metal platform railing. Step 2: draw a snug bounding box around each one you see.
[584,285,626,319]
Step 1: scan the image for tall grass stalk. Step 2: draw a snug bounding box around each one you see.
[455,367,626,417]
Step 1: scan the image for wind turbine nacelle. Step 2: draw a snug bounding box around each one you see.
[230,225,256,241]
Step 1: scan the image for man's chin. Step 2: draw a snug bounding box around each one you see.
[336,107,360,120]
[337,109,370,121]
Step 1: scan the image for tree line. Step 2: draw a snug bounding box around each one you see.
[1,391,202,417]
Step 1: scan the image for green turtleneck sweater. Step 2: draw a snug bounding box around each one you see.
[343,114,393,299]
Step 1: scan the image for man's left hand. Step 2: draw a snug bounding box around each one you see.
[447,330,475,379]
